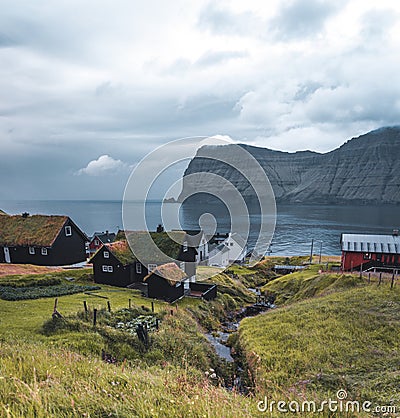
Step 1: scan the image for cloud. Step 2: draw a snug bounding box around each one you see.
[195,50,248,67]
[197,2,263,37]
[76,155,132,176]
[1,0,400,199]
[270,0,346,40]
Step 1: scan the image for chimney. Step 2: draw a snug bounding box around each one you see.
[106,230,109,236]
[156,224,164,233]
[393,229,399,236]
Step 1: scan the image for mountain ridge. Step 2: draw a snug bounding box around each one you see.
[179,127,400,205]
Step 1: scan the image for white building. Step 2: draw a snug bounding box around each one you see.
[208,233,248,267]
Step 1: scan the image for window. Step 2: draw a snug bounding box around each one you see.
[107,266,113,273]
[180,262,185,271]
[65,226,72,236]
[41,248,48,256]
[183,241,188,252]
[148,264,157,272]
[230,242,234,246]
[136,263,142,274]
[94,239,99,246]
[102,265,113,273]
[103,251,110,258]
[29,247,35,255]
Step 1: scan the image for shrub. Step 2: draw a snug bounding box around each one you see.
[0,284,101,301]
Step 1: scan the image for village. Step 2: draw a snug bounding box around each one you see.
[0,209,399,415]
[1,210,400,304]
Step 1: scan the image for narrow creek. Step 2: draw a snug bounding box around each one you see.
[205,296,276,391]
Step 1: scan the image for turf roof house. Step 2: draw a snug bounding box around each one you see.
[90,231,197,288]
[0,213,88,266]
[144,262,187,302]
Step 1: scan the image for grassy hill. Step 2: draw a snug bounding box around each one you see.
[0,339,258,417]
[0,267,259,417]
[1,264,399,416]
[261,268,366,305]
[238,271,400,414]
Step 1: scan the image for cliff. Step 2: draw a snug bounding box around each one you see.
[179,127,400,205]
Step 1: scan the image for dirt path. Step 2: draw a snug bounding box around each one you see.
[0,264,62,277]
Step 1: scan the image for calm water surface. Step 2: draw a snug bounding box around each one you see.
[1,200,399,256]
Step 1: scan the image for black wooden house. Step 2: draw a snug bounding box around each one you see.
[90,230,198,287]
[0,213,88,266]
[144,262,186,302]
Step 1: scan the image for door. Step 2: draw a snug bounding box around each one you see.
[3,247,11,263]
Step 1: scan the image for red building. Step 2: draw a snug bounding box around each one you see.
[341,231,400,271]
[88,231,116,254]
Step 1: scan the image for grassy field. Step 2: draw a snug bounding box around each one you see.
[238,270,400,415]
[0,339,259,417]
[0,266,261,417]
[0,269,165,338]
[261,269,366,305]
[1,263,399,416]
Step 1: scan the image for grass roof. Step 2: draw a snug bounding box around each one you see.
[105,231,187,265]
[144,262,187,286]
[105,241,136,265]
[0,209,8,216]
[0,215,68,247]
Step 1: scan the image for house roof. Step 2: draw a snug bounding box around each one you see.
[0,209,8,216]
[144,262,187,286]
[92,232,116,244]
[229,233,247,248]
[341,233,400,254]
[209,242,230,256]
[183,230,206,247]
[0,215,69,247]
[105,240,136,265]
[98,231,187,265]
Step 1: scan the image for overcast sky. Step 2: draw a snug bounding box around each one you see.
[1,0,400,200]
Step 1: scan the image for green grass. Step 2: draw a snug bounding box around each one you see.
[2,263,399,416]
[0,283,165,338]
[238,280,400,413]
[262,270,366,305]
[0,339,258,417]
[0,266,264,417]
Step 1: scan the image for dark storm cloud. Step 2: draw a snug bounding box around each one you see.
[0,0,399,200]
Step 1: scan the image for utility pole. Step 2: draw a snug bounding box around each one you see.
[319,241,323,264]
[310,239,314,264]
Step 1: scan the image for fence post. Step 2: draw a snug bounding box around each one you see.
[107,301,111,312]
[368,273,371,284]
[378,272,382,286]
[391,272,395,289]
[83,300,88,313]
[129,299,131,309]
[151,301,154,312]
[93,308,97,326]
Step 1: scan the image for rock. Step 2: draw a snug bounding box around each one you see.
[178,127,400,205]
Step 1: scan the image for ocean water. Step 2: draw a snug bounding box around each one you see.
[1,200,399,256]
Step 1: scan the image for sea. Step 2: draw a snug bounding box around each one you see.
[1,200,399,256]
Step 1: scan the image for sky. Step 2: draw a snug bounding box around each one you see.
[1,0,400,200]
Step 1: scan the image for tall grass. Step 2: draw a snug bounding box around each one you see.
[0,339,258,417]
[238,284,400,409]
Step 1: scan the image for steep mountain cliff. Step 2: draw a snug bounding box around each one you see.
[179,127,400,205]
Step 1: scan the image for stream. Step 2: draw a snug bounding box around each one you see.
[206,302,276,361]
